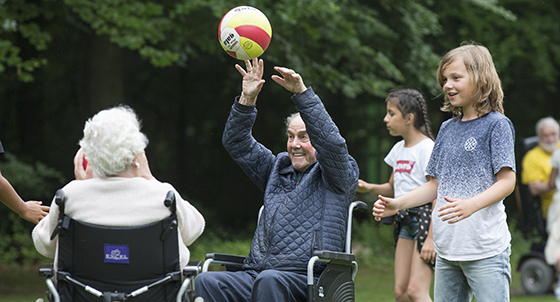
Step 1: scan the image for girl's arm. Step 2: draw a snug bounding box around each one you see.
[357,172,394,197]
[438,167,516,224]
[0,172,48,224]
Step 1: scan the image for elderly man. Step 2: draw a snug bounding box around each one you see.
[521,117,560,219]
[194,58,359,302]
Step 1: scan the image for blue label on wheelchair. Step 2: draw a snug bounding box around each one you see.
[104,244,130,264]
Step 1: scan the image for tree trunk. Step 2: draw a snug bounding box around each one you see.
[84,34,124,113]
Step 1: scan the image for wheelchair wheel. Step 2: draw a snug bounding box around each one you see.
[519,257,555,295]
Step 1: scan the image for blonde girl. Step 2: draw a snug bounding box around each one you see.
[373,42,516,302]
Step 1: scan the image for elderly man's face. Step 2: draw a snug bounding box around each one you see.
[287,115,317,173]
[539,124,560,153]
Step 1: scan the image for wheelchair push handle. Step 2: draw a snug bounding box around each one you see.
[51,190,70,240]
[164,191,176,213]
[55,189,65,212]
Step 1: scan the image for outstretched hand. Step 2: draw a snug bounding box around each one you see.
[236,58,265,106]
[372,195,399,221]
[356,179,372,193]
[271,67,307,95]
[20,200,49,224]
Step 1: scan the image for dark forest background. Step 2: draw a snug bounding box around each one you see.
[1,0,559,263]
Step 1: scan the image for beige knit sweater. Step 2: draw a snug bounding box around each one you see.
[32,177,205,271]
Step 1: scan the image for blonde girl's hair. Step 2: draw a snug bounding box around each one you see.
[436,42,504,117]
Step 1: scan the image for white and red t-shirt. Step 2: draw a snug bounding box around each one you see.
[384,138,434,198]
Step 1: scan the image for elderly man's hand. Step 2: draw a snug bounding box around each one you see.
[236,58,265,106]
[271,67,307,95]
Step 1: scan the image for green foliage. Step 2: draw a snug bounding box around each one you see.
[1,0,559,246]
[63,0,179,66]
[351,217,396,270]
[0,0,51,82]
[0,0,480,96]
[189,230,252,264]
[0,153,65,266]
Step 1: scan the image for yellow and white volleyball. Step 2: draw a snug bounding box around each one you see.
[218,6,272,60]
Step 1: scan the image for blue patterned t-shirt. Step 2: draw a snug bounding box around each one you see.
[426,111,515,261]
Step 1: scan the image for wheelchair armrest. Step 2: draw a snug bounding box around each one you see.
[312,250,355,264]
[183,260,202,277]
[202,253,246,272]
[39,263,54,277]
[205,253,246,263]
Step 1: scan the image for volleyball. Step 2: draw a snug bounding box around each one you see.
[218,6,272,60]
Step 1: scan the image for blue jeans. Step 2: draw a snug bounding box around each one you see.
[434,246,511,302]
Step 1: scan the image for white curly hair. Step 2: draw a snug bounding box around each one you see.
[79,105,148,178]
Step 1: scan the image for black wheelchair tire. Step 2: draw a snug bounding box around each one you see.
[519,257,555,295]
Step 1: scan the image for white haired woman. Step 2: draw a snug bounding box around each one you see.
[32,105,205,271]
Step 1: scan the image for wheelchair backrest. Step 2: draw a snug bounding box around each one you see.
[53,190,181,302]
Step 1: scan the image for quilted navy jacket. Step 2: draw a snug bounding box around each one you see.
[222,87,359,275]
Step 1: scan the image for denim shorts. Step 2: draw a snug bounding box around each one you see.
[397,214,419,240]
[433,246,511,302]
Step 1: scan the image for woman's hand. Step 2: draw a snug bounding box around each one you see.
[73,148,93,180]
[136,152,155,180]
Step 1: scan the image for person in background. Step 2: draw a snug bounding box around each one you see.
[521,117,560,220]
[32,105,205,272]
[357,89,435,302]
[0,139,49,224]
[545,145,560,300]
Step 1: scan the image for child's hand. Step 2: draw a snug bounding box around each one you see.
[438,196,477,223]
[356,179,371,193]
[372,195,398,221]
[420,235,436,264]
[21,200,49,224]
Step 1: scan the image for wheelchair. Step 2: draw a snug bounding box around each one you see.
[514,136,557,295]
[201,200,368,302]
[39,189,200,302]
